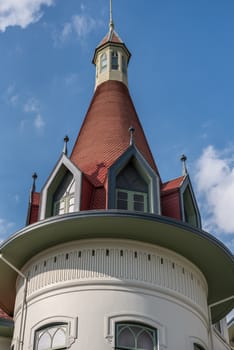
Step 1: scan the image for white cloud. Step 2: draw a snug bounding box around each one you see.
[0,0,54,32]
[34,113,45,130]
[56,13,103,45]
[195,145,234,234]
[4,83,19,106]
[24,98,39,113]
[23,97,45,131]
[72,14,97,38]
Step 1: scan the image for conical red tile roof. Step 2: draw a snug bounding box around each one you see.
[98,29,123,47]
[70,81,159,187]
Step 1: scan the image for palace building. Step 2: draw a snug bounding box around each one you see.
[0,2,233,350]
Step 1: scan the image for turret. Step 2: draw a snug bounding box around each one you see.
[92,0,131,89]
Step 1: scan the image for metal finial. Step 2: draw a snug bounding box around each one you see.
[63,135,69,155]
[129,126,135,146]
[31,172,38,192]
[109,0,114,31]
[180,154,188,176]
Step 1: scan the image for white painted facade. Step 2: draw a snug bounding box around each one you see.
[11,239,213,350]
[0,4,233,350]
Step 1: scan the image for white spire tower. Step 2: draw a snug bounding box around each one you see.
[92,0,131,89]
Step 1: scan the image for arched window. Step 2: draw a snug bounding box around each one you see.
[116,323,157,350]
[35,324,68,350]
[116,161,148,212]
[100,52,107,73]
[53,171,75,216]
[112,51,119,70]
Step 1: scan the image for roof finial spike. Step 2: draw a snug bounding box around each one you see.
[180,154,188,176]
[109,0,114,31]
[63,135,69,155]
[31,172,38,193]
[129,126,135,146]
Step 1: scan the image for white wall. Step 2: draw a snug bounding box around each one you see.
[12,239,216,350]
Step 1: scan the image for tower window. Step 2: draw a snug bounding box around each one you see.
[34,323,68,350]
[112,51,119,70]
[116,322,157,350]
[100,52,107,73]
[122,55,127,74]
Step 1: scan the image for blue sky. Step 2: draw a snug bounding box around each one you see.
[0,0,234,254]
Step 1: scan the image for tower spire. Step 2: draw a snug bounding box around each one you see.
[109,0,114,31]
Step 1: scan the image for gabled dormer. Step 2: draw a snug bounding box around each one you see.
[108,144,161,214]
[161,170,201,229]
[39,153,82,220]
[180,175,201,228]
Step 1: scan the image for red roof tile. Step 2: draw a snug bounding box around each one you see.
[98,29,123,47]
[161,176,185,193]
[70,80,159,188]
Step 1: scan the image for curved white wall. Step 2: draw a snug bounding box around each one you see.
[13,239,210,350]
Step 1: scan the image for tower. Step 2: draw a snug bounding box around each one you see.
[0,2,233,350]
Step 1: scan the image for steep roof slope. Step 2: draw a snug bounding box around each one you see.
[70,80,159,186]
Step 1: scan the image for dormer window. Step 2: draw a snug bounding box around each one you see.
[100,52,107,73]
[111,51,119,70]
[53,171,75,216]
[116,161,148,213]
[117,190,147,212]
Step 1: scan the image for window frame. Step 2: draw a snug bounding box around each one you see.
[34,323,68,350]
[116,189,148,212]
[100,52,107,73]
[30,316,78,350]
[111,51,119,70]
[122,55,127,74]
[115,322,157,350]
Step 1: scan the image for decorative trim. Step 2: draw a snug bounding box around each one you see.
[108,145,160,214]
[188,336,208,350]
[180,175,201,229]
[104,312,167,349]
[39,154,82,220]
[29,315,78,350]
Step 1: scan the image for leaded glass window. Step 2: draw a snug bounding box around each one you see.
[112,51,119,70]
[116,323,157,350]
[35,324,67,350]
